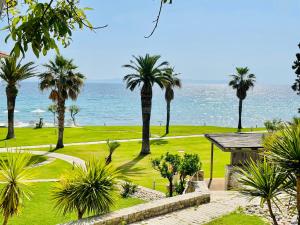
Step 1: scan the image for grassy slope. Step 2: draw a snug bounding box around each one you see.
[204,212,269,225]
[0,182,144,225]
[54,137,230,192]
[0,126,263,147]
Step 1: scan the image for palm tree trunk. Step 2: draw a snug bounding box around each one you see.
[56,98,65,149]
[166,100,171,134]
[297,175,300,225]
[140,85,152,155]
[2,215,9,225]
[6,85,17,139]
[238,98,243,131]
[266,199,278,225]
[169,178,173,197]
[105,152,112,165]
[77,208,85,220]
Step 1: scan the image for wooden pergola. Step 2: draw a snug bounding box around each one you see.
[204,133,264,189]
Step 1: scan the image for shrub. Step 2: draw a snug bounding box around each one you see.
[264,119,284,132]
[121,182,138,198]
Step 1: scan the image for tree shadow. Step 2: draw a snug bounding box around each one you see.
[150,139,168,146]
[116,154,146,178]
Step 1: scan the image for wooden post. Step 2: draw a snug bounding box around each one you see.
[208,143,214,188]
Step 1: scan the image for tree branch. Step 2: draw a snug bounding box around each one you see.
[144,0,164,38]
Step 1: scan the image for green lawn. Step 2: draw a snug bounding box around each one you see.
[0,182,145,225]
[204,212,269,225]
[0,125,263,147]
[50,136,230,192]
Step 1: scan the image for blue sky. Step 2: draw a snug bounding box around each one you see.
[1,0,300,84]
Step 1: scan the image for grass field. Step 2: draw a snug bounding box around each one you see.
[0,125,264,224]
[0,125,263,147]
[204,212,269,225]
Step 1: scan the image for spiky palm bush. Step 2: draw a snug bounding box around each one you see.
[0,152,35,225]
[53,159,120,220]
[264,124,300,224]
[105,139,120,165]
[237,159,287,225]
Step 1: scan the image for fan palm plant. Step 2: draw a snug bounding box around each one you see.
[69,105,80,126]
[0,56,36,139]
[0,152,35,225]
[53,159,120,220]
[123,54,171,155]
[164,68,181,134]
[264,124,300,224]
[105,139,120,165]
[39,55,85,149]
[229,67,256,130]
[237,159,287,225]
[48,104,58,126]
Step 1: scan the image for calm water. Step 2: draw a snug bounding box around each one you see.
[0,82,298,127]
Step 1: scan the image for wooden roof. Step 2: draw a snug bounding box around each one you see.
[204,133,264,152]
[0,51,8,58]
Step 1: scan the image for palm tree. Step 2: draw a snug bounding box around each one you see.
[237,159,287,225]
[0,56,36,139]
[48,104,58,126]
[105,139,120,165]
[264,124,300,224]
[39,55,85,149]
[164,68,181,134]
[123,54,171,155]
[0,152,35,225]
[69,105,80,126]
[229,67,256,130]
[53,159,120,220]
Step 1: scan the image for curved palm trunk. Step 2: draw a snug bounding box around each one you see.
[56,98,65,149]
[140,85,152,155]
[6,85,17,139]
[266,199,278,225]
[297,175,300,225]
[166,100,171,134]
[238,98,243,131]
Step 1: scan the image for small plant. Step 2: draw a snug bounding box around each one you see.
[121,182,138,198]
[152,152,181,197]
[237,158,287,225]
[264,119,284,132]
[105,139,120,165]
[52,159,120,220]
[0,152,35,225]
[48,104,58,126]
[69,105,80,126]
[177,153,202,194]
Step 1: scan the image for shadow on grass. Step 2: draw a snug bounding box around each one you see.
[150,139,168,146]
[116,155,146,178]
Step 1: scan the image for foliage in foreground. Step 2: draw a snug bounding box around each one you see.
[237,159,287,225]
[0,152,35,225]
[52,159,120,220]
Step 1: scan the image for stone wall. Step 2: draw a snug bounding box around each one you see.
[65,191,210,225]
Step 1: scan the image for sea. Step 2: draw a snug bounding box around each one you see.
[0,82,298,128]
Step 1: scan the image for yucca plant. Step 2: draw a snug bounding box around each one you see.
[0,152,35,225]
[264,124,300,224]
[237,159,287,225]
[53,159,120,220]
[105,139,120,165]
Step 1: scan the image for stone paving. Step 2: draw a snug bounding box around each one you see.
[132,191,257,225]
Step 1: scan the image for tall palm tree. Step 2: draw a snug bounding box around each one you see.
[164,68,181,134]
[0,56,35,139]
[123,54,171,155]
[229,67,256,130]
[264,124,300,224]
[53,159,120,220]
[0,152,35,225]
[39,55,85,149]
